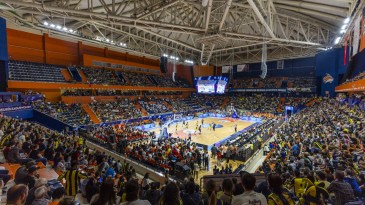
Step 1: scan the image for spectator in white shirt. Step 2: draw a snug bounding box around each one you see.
[232,173,267,205]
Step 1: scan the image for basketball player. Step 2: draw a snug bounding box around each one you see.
[201,118,204,124]
[209,123,212,131]
[186,122,189,129]
[234,124,237,132]
[199,125,202,134]
[213,123,216,131]
[175,124,178,133]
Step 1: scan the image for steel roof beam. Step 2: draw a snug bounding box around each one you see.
[1,0,205,32]
[247,0,276,39]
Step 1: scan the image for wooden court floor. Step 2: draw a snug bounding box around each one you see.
[150,117,256,180]
[151,117,255,146]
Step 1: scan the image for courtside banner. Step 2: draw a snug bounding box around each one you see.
[229,88,287,92]
[0,105,32,112]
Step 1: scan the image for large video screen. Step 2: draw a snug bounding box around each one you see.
[194,76,228,94]
[216,79,228,94]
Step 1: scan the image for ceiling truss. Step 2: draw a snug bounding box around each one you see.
[0,0,357,66]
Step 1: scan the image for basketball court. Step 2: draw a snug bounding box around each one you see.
[151,117,256,147]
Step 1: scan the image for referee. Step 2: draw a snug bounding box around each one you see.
[57,162,87,197]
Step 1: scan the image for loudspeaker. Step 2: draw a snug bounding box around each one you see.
[160,56,168,73]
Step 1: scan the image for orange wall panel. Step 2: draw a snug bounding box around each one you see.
[46,51,78,66]
[43,91,61,103]
[8,45,45,63]
[45,37,78,54]
[83,54,160,71]
[82,45,105,57]
[7,29,43,50]
[193,65,214,77]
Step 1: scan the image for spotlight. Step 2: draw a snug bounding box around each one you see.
[62,27,68,31]
[334,37,341,45]
[43,22,49,26]
[50,24,55,28]
[344,17,350,24]
[340,29,346,34]
[56,25,62,29]
[106,39,110,42]
[341,25,347,30]
[69,29,74,33]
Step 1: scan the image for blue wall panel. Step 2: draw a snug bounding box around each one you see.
[234,57,315,79]
[315,48,347,97]
[3,109,34,119]
[32,110,74,132]
[0,18,8,61]
[0,17,8,91]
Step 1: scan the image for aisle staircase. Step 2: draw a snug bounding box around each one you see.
[148,76,158,86]
[135,103,149,116]
[162,100,172,110]
[221,96,230,108]
[116,72,128,83]
[78,70,88,82]
[305,98,319,107]
[60,69,72,81]
[277,97,285,112]
[68,67,82,82]
[81,104,101,124]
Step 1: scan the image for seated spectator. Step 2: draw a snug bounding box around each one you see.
[90,178,116,205]
[25,178,48,205]
[159,182,181,205]
[29,144,47,166]
[267,173,294,205]
[200,179,223,205]
[145,182,162,205]
[48,187,65,205]
[23,165,39,190]
[120,179,151,205]
[327,170,355,205]
[7,141,33,164]
[31,186,50,205]
[231,173,267,205]
[15,160,37,185]
[7,184,29,205]
[219,179,234,205]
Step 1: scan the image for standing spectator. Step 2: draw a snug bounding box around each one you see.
[327,171,355,205]
[226,148,231,164]
[57,162,87,197]
[194,162,199,180]
[231,173,267,205]
[7,184,29,205]
[204,152,209,171]
[159,182,181,205]
[120,180,151,205]
[211,144,217,159]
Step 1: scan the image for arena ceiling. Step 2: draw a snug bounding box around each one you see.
[0,0,362,66]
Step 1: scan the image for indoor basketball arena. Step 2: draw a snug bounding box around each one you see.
[0,0,364,204]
